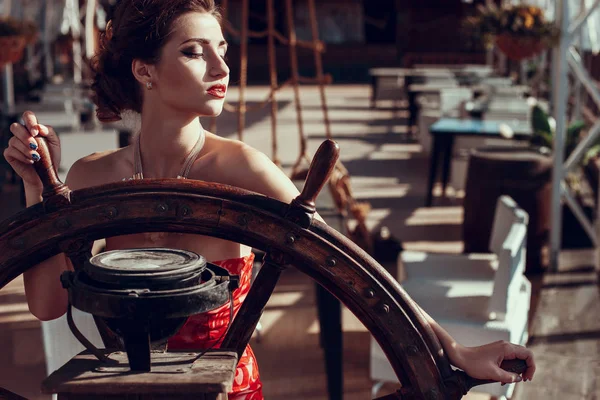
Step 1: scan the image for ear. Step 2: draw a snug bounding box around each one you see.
[131,59,156,86]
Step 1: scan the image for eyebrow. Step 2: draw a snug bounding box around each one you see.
[180,38,228,47]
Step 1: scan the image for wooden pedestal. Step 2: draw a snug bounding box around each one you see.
[41,350,238,400]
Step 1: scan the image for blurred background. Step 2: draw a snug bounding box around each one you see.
[0,0,599,399]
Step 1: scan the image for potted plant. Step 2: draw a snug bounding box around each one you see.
[530,102,586,157]
[463,1,559,60]
[529,102,600,248]
[0,17,38,67]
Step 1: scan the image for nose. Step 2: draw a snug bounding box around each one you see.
[210,54,229,79]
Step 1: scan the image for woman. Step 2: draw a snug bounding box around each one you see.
[3,1,535,399]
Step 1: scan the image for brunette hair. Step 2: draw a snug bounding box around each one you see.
[91,0,221,122]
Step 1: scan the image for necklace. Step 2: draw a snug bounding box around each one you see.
[129,130,206,180]
[127,130,205,243]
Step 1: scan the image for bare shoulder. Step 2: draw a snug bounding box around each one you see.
[201,133,300,203]
[66,147,132,191]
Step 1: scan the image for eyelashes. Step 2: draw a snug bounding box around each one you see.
[181,51,228,61]
[182,51,203,59]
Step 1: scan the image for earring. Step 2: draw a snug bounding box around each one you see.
[146,81,153,90]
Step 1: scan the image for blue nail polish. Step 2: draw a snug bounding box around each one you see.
[32,153,40,162]
[29,142,37,150]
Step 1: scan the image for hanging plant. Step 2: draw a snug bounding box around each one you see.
[463,1,559,60]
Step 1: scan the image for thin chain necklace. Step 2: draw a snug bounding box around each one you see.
[130,131,205,180]
[126,131,205,243]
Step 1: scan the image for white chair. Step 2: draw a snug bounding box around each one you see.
[41,310,104,376]
[41,310,104,400]
[370,196,531,399]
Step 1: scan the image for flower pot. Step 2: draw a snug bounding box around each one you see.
[495,34,545,61]
[0,35,26,67]
[463,145,552,273]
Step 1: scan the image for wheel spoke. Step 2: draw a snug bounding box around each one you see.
[62,237,93,271]
[221,249,287,359]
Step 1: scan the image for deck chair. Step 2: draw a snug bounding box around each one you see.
[370,195,531,399]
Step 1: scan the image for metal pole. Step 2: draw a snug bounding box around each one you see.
[236,0,248,141]
[43,0,54,80]
[573,0,585,120]
[568,48,600,108]
[71,0,82,84]
[85,0,96,59]
[569,0,600,36]
[499,51,508,76]
[266,0,280,165]
[585,0,600,54]
[2,0,15,115]
[550,0,571,272]
[486,46,494,68]
[65,0,82,83]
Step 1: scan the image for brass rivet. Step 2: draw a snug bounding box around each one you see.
[325,256,336,267]
[285,232,296,245]
[156,203,168,213]
[365,288,375,298]
[379,303,390,314]
[178,205,192,218]
[237,214,248,226]
[407,345,419,356]
[101,206,118,219]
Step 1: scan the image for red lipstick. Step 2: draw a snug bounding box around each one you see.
[207,84,226,98]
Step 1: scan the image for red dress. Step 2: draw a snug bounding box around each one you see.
[168,253,264,399]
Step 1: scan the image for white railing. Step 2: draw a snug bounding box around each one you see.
[551,0,600,270]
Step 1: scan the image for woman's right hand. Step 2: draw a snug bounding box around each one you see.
[3,111,61,190]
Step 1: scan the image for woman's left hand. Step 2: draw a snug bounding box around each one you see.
[450,340,536,384]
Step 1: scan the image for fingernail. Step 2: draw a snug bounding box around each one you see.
[31,127,38,136]
[516,376,523,382]
[32,153,40,162]
[29,142,37,150]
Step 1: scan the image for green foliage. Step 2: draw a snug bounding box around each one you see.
[530,104,588,160]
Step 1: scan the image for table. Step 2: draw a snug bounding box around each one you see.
[369,67,475,109]
[41,350,238,400]
[425,118,532,207]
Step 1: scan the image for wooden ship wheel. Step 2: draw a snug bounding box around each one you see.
[0,138,525,400]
